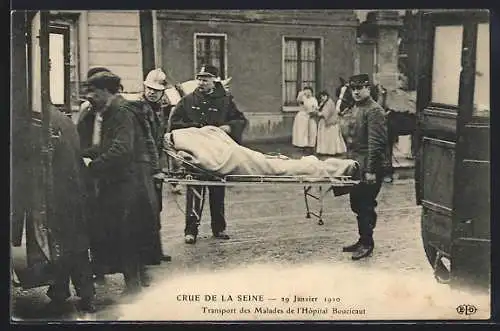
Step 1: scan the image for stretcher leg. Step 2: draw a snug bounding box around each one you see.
[318,186,324,225]
[187,185,206,227]
[303,186,326,225]
[304,186,311,219]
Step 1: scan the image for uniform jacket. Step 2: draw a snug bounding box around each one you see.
[338,97,387,175]
[169,86,248,144]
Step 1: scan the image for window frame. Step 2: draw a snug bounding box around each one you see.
[281,36,323,112]
[193,32,228,80]
[419,11,489,125]
[48,23,71,111]
[49,12,81,113]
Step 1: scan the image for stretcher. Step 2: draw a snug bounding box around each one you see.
[162,149,360,225]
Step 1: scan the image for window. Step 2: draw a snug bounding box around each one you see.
[283,38,320,106]
[50,14,81,113]
[49,25,69,108]
[473,23,489,117]
[194,34,226,79]
[431,25,463,107]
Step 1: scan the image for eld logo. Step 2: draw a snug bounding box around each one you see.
[456,304,478,315]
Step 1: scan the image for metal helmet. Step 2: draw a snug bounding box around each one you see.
[144,68,167,90]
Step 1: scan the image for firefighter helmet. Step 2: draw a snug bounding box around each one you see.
[144,68,167,90]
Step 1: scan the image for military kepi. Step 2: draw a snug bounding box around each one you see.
[348,73,370,86]
[196,64,219,78]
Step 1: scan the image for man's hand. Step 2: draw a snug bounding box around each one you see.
[83,157,92,167]
[153,172,166,188]
[365,172,377,184]
[153,172,166,181]
[219,125,231,134]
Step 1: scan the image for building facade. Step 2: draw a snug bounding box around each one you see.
[156,10,359,142]
[31,10,409,142]
[41,10,144,114]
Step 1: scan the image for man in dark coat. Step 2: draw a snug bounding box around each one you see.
[125,69,174,286]
[44,107,96,312]
[170,64,248,244]
[130,68,175,265]
[338,74,388,260]
[81,71,144,294]
[76,67,114,284]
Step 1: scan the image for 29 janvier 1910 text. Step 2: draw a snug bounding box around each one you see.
[176,294,343,303]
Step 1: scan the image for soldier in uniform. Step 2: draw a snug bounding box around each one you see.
[338,74,388,260]
[169,64,247,244]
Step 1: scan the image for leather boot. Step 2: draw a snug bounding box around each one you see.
[342,239,362,252]
[351,243,374,260]
[139,267,151,287]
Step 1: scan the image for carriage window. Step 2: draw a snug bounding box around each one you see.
[49,32,65,105]
[473,23,490,117]
[431,25,463,107]
[283,38,321,106]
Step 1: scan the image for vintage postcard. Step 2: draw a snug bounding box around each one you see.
[10,9,491,322]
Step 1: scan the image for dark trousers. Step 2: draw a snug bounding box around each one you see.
[349,179,383,245]
[46,251,95,302]
[123,261,141,290]
[185,185,226,236]
[155,180,163,212]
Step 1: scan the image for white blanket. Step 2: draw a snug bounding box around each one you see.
[166,126,359,178]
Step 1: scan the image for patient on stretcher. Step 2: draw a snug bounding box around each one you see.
[164,126,359,179]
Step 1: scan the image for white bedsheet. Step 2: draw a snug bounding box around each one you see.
[166,126,359,178]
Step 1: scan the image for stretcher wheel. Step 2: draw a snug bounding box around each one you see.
[318,219,324,226]
[305,212,311,219]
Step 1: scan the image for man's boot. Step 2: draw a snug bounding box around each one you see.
[351,239,374,261]
[139,266,152,287]
[342,239,362,252]
[79,296,97,313]
[123,263,142,296]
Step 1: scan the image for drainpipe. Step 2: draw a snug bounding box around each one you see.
[139,10,155,78]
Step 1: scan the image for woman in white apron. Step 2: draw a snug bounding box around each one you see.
[292,87,318,152]
[316,90,347,156]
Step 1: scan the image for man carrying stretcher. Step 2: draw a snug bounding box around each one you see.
[169,64,248,244]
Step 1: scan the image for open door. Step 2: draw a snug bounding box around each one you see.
[416,10,490,289]
[450,17,490,290]
[11,11,57,289]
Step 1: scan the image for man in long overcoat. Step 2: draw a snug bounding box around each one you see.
[130,68,175,267]
[76,67,114,283]
[43,107,96,312]
[81,71,144,294]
